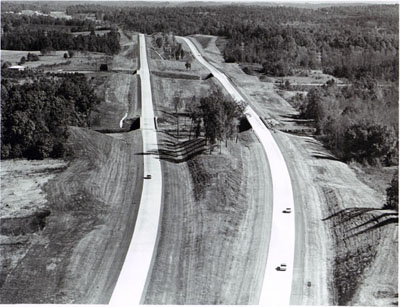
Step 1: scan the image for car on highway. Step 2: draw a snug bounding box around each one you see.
[276,264,287,271]
[144,175,152,179]
[282,208,291,213]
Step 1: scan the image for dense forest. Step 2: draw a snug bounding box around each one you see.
[1,72,100,159]
[2,29,120,54]
[1,14,120,54]
[1,13,96,31]
[63,4,398,81]
[289,78,398,166]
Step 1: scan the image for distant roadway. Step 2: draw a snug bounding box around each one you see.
[110,33,162,305]
[180,36,296,306]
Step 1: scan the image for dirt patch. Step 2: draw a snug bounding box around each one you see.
[0,127,143,303]
[144,130,273,304]
[1,159,68,218]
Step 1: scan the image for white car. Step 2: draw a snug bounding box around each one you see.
[144,175,152,179]
[282,208,292,213]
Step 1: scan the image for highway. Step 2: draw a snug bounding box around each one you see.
[180,37,296,306]
[110,33,163,305]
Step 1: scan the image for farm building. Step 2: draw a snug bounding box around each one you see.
[8,65,25,71]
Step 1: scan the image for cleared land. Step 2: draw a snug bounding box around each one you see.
[195,35,397,305]
[0,128,143,303]
[90,73,138,129]
[0,33,144,304]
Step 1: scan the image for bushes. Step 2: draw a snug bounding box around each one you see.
[384,169,399,211]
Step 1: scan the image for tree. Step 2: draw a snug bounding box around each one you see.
[63,52,68,59]
[384,169,398,211]
[196,90,246,151]
[155,36,163,48]
[27,52,39,61]
[343,122,397,164]
[68,50,75,58]
[19,56,26,65]
[2,61,12,69]
[172,92,183,138]
[188,95,206,140]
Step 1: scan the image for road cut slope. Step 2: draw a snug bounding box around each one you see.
[180,36,295,306]
[110,33,163,305]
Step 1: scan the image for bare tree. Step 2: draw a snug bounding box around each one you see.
[172,91,183,138]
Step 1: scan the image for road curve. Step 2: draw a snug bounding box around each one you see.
[110,33,163,305]
[180,36,295,306]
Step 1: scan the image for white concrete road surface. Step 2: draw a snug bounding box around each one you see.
[119,112,128,128]
[180,37,295,306]
[110,33,163,305]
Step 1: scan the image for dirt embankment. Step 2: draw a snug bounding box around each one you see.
[144,130,272,304]
[90,73,139,129]
[0,127,143,304]
[193,36,398,305]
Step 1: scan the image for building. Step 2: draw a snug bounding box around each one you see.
[9,65,25,71]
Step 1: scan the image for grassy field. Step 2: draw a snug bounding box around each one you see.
[194,36,398,305]
[1,49,109,71]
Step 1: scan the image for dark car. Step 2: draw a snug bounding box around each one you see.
[276,264,287,271]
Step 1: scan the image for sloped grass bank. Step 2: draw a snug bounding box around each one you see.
[0,127,143,303]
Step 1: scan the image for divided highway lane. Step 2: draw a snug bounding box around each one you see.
[180,37,295,306]
[110,33,162,305]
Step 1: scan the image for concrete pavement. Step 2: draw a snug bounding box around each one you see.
[180,36,295,306]
[110,33,163,305]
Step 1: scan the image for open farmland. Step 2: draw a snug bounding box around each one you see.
[1,49,108,71]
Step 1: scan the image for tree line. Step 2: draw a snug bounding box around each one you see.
[1,13,96,32]
[63,4,398,81]
[290,78,398,166]
[2,28,121,55]
[1,72,100,160]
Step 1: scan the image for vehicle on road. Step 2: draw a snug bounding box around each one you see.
[276,264,287,271]
[144,175,152,179]
[282,208,292,213]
